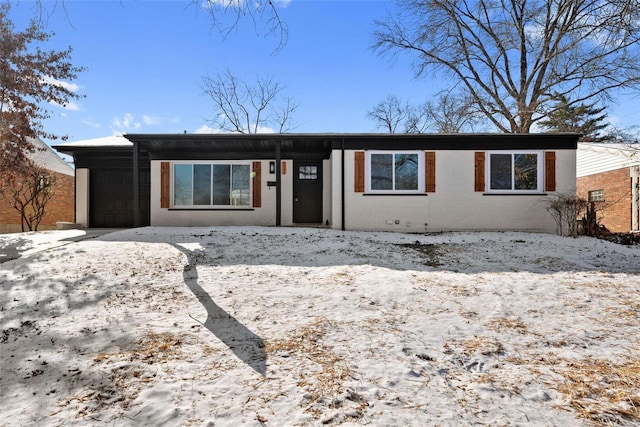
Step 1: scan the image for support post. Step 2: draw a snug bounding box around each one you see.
[133,141,140,227]
[341,138,345,231]
[276,141,281,226]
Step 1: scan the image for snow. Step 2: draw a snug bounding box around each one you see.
[1,227,639,426]
[53,135,132,148]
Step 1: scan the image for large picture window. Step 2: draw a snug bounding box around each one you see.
[366,151,423,193]
[488,152,542,192]
[173,162,251,207]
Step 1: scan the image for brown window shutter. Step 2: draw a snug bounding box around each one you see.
[354,151,365,193]
[545,151,556,192]
[160,162,170,208]
[474,152,485,192]
[252,161,262,207]
[425,151,436,193]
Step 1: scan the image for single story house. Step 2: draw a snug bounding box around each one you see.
[577,142,640,233]
[54,133,579,233]
[1,137,75,233]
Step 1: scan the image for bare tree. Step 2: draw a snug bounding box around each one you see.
[202,70,298,133]
[368,91,479,133]
[607,125,640,145]
[420,91,480,133]
[1,160,56,232]
[0,3,84,179]
[367,95,411,133]
[374,0,640,133]
[199,0,288,53]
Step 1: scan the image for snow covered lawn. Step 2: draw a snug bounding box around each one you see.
[1,227,639,426]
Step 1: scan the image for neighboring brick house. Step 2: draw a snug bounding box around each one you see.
[0,138,75,233]
[577,143,640,233]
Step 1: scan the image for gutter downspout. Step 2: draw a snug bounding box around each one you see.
[276,141,282,226]
[633,165,640,231]
[341,138,345,231]
[73,154,78,225]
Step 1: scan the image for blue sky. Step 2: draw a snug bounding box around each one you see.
[8,0,640,145]
[9,0,431,142]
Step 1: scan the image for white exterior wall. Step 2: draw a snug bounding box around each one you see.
[322,158,332,226]
[75,168,90,228]
[332,149,576,233]
[280,160,294,226]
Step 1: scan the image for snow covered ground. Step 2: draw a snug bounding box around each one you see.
[1,227,639,426]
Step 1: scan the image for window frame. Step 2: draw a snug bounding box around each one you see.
[485,150,544,194]
[365,150,424,194]
[170,160,253,209]
[589,189,605,202]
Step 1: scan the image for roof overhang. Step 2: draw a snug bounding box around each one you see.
[54,133,581,159]
[125,133,335,160]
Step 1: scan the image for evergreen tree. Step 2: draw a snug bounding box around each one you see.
[539,95,610,141]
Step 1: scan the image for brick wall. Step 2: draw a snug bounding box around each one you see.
[0,171,75,233]
[577,167,632,233]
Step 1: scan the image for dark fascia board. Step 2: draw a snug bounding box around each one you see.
[53,145,134,156]
[57,133,580,157]
[329,133,581,150]
[126,132,580,151]
[148,151,329,161]
[126,133,335,160]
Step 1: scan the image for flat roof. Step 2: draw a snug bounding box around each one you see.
[54,132,581,160]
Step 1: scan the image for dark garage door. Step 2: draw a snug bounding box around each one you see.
[89,168,149,228]
[90,168,132,227]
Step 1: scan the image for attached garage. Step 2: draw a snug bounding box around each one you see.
[58,136,150,228]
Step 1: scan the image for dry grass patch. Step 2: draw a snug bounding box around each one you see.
[453,336,505,357]
[487,316,528,333]
[55,331,185,419]
[553,357,640,424]
[266,318,363,420]
[93,331,182,365]
[602,299,640,327]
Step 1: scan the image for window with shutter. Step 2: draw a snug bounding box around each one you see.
[167,161,252,207]
[479,151,549,193]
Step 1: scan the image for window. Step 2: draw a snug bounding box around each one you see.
[589,189,604,202]
[366,151,423,193]
[173,162,251,207]
[298,165,318,180]
[487,152,542,192]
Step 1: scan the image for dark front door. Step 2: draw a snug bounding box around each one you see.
[293,160,323,223]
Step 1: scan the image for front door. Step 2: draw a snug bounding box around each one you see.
[293,160,323,223]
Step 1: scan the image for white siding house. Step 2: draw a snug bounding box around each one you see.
[55,133,579,233]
